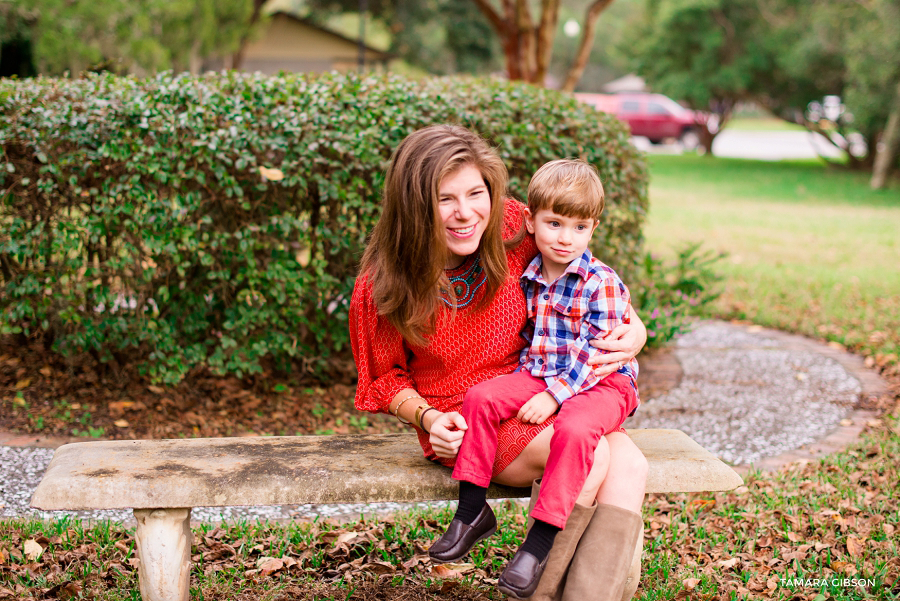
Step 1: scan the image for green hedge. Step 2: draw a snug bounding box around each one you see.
[0,71,648,384]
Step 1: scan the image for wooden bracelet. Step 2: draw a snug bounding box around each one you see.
[418,407,437,432]
[414,404,434,431]
[392,394,423,425]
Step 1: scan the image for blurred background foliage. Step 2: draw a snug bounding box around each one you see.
[2,0,897,179]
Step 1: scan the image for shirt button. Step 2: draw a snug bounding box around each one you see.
[538,359,544,365]
[538,330,545,336]
[543,294,549,300]
[566,306,572,312]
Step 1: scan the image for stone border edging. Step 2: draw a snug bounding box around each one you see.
[725,321,890,476]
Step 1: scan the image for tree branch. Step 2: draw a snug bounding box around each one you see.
[232,0,267,70]
[561,0,613,92]
[470,0,505,33]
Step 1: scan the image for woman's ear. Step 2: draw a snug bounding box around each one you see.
[523,207,536,234]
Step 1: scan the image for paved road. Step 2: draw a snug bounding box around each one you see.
[634,130,854,161]
[0,321,881,523]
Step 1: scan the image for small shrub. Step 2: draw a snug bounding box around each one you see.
[633,243,725,348]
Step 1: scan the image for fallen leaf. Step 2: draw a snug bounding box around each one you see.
[109,401,135,413]
[39,366,53,377]
[716,557,740,570]
[0,588,14,599]
[846,537,864,558]
[0,549,6,564]
[688,499,716,512]
[257,556,283,576]
[14,378,31,389]
[682,578,701,589]
[114,419,130,428]
[362,560,395,575]
[45,582,82,601]
[23,539,44,561]
[259,167,284,181]
[402,554,428,570]
[432,564,464,579]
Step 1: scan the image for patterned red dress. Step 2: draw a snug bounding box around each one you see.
[350,198,557,475]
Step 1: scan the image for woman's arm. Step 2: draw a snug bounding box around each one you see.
[586,306,647,378]
[387,389,467,459]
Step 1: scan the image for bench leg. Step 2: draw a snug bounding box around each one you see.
[133,508,193,601]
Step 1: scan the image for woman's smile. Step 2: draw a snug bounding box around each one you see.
[448,224,477,237]
[439,164,491,268]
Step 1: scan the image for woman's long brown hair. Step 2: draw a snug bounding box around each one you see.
[360,125,519,346]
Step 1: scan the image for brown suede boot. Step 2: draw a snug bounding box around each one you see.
[519,480,596,601]
[560,504,643,601]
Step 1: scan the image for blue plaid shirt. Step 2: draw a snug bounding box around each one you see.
[517,250,639,404]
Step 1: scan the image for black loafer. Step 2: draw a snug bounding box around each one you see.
[497,549,549,599]
[428,504,497,563]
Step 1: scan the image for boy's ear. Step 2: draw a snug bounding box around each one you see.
[523,207,536,234]
[590,220,600,236]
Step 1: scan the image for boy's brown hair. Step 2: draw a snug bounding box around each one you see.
[526,159,605,220]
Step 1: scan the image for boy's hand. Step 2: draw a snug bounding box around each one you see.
[517,391,559,424]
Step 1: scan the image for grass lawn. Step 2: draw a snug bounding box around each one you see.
[644,155,900,376]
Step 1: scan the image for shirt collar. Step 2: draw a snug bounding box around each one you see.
[521,250,594,284]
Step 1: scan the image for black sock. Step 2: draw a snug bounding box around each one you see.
[454,481,488,525]
[520,519,560,562]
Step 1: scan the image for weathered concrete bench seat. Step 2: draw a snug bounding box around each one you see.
[32,429,742,601]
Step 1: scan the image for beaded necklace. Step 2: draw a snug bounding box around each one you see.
[441,255,486,308]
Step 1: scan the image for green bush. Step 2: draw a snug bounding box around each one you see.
[0,71,648,384]
[634,243,725,349]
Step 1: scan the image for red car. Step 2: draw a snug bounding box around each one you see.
[576,92,700,148]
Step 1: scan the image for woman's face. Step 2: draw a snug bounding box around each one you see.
[438,164,491,269]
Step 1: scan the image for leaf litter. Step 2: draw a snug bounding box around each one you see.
[1,409,898,599]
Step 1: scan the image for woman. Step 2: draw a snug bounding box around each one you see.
[350,125,647,601]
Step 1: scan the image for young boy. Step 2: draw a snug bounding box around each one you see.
[428,159,640,599]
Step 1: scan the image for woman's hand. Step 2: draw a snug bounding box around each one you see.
[427,411,468,459]
[588,311,648,378]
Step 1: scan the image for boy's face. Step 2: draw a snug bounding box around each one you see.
[524,208,598,277]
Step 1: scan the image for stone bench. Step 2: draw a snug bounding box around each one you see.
[31,429,742,601]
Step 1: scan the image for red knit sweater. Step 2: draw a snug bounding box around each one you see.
[350,199,556,473]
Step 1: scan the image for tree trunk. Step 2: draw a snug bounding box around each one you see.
[698,128,717,156]
[188,39,202,75]
[472,0,580,87]
[232,0,267,70]
[871,80,900,189]
[561,0,614,92]
[534,0,560,86]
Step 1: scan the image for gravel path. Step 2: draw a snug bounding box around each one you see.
[0,321,865,523]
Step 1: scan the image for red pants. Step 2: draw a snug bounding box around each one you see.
[451,371,638,529]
